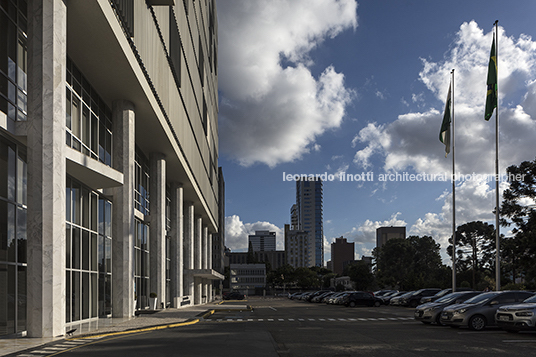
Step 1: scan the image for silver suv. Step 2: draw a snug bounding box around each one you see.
[414,291,480,325]
[495,294,536,332]
[440,291,534,331]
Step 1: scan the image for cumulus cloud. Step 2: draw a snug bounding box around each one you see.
[217,0,358,167]
[349,21,536,255]
[352,21,536,177]
[225,215,284,251]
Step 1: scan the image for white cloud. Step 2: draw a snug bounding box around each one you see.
[349,21,536,261]
[352,21,536,177]
[224,215,284,251]
[333,212,407,246]
[217,0,358,167]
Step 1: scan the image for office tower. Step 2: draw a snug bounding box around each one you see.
[331,237,355,275]
[248,230,276,252]
[376,226,406,249]
[0,0,222,338]
[291,178,323,266]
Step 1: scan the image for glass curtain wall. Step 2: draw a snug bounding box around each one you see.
[0,135,27,336]
[65,57,113,167]
[134,147,150,309]
[66,178,111,324]
[0,0,28,125]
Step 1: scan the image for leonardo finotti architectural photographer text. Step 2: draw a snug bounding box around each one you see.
[282,172,526,183]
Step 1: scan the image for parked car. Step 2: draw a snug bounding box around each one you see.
[400,288,441,307]
[326,292,347,304]
[288,292,304,300]
[414,291,482,325]
[390,291,415,306]
[495,294,536,333]
[305,290,331,302]
[420,288,474,304]
[380,291,403,305]
[440,290,535,331]
[312,291,335,303]
[345,291,382,307]
[223,292,245,300]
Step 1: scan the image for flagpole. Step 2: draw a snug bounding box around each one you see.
[494,20,501,291]
[451,69,457,292]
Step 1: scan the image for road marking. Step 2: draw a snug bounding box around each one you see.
[267,319,274,321]
[278,319,285,321]
[270,307,277,311]
[288,319,295,321]
[503,339,536,343]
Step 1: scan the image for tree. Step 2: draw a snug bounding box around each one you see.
[345,261,375,290]
[294,267,320,289]
[374,236,447,290]
[447,221,495,289]
[501,157,536,288]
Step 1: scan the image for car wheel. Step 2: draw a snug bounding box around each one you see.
[435,314,445,326]
[468,315,487,331]
[374,301,381,307]
[349,301,356,307]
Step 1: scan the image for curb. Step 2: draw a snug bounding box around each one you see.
[66,318,201,341]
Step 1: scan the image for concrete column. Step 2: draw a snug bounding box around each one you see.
[208,233,213,270]
[184,202,194,296]
[194,217,202,304]
[208,233,213,302]
[194,217,202,270]
[149,153,166,309]
[202,226,208,269]
[170,183,183,306]
[111,99,136,318]
[26,0,67,338]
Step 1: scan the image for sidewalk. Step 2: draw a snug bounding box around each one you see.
[0,301,251,356]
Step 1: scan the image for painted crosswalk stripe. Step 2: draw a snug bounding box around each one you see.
[318,318,325,321]
[248,319,254,321]
[358,318,367,321]
[258,319,264,321]
[348,318,357,321]
[268,319,274,321]
[338,318,346,321]
[288,319,295,321]
[308,318,315,321]
[328,318,336,321]
[298,318,304,321]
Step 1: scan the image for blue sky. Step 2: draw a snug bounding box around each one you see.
[216,0,536,264]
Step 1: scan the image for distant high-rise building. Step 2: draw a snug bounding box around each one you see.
[376,226,406,248]
[284,224,312,268]
[292,178,324,266]
[248,230,276,252]
[331,237,354,275]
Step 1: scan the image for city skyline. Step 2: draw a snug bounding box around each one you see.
[217,0,536,265]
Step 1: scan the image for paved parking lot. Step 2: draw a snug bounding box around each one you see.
[7,297,536,356]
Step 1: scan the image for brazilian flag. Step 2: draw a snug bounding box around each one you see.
[485,34,497,121]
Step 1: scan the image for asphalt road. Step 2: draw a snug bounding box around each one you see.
[16,297,536,356]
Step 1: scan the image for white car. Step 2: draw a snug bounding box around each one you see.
[495,294,536,333]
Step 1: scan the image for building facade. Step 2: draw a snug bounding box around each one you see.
[0,0,222,338]
[292,179,323,266]
[376,226,406,249]
[248,230,276,252]
[230,263,266,295]
[284,224,311,268]
[331,237,354,275]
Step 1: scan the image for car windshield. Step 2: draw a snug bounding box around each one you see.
[523,294,536,303]
[399,291,414,298]
[410,289,424,296]
[435,292,463,303]
[463,292,498,304]
[434,289,451,298]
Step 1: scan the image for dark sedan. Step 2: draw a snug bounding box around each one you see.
[345,291,382,307]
